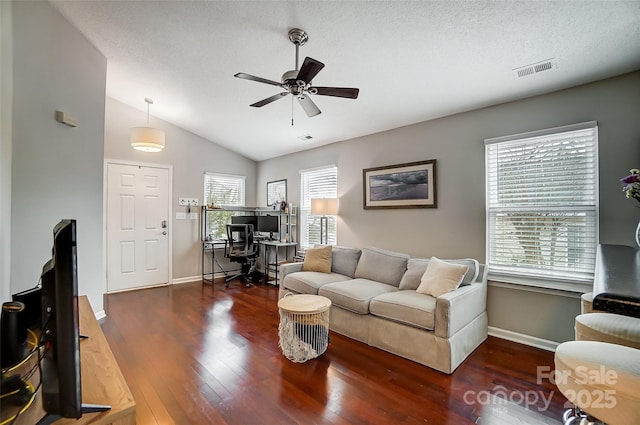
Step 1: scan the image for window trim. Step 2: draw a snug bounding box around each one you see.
[484,121,599,292]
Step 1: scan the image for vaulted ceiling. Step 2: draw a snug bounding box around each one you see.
[50,0,640,161]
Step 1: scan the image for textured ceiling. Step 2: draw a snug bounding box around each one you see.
[50,0,640,161]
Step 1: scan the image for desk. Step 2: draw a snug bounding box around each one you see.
[593,244,640,318]
[202,239,228,285]
[261,241,298,286]
[7,296,135,425]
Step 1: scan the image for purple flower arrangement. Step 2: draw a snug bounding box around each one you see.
[621,168,640,203]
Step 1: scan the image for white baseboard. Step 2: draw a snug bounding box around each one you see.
[488,326,559,352]
[171,275,202,285]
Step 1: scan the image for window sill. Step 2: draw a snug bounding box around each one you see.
[487,273,592,298]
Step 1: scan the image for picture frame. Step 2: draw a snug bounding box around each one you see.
[267,179,287,207]
[363,160,437,209]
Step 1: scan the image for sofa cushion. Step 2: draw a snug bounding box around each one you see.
[399,258,430,290]
[370,291,437,331]
[283,271,352,295]
[399,257,480,290]
[354,247,410,287]
[302,245,332,273]
[319,279,398,314]
[331,246,362,278]
[416,257,468,297]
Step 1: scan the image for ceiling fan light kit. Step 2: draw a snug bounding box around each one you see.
[234,28,359,119]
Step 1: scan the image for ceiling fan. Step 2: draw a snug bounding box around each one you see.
[234,28,359,118]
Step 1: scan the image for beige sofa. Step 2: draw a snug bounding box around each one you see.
[279,246,488,374]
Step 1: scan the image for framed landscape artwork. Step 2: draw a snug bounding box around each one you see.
[363,160,437,209]
[267,179,287,206]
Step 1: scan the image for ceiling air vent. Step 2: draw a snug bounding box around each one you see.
[513,59,556,78]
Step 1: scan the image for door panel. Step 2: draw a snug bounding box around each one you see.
[107,163,169,291]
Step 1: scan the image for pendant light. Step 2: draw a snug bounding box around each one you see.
[131,98,165,152]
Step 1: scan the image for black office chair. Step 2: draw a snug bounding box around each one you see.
[224,224,259,287]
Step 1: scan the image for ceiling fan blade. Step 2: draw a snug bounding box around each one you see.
[297,95,321,117]
[296,57,325,84]
[311,86,360,99]
[234,72,283,88]
[250,92,289,107]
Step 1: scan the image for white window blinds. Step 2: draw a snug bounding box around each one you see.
[204,173,245,239]
[485,122,598,285]
[300,166,337,248]
[204,172,245,207]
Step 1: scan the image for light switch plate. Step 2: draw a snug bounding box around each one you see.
[189,212,198,220]
[176,212,186,220]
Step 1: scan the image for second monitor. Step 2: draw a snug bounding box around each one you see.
[231,215,279,239]
[257,215,279,236]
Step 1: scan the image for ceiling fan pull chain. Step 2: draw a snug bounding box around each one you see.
[291,96,294,126]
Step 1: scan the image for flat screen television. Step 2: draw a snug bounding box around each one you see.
[257,215,279,238]
[38,219,109,424]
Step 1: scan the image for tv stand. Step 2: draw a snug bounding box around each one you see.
[10,296,135,425]
[37,404,112,425]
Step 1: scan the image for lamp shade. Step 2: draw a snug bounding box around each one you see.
[130,126,165,152]
[311,198,338,216]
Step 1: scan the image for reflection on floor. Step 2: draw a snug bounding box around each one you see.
[101,280,569,425]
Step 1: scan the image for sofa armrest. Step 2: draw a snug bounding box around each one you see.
[434,265,488,339]
[280,262,303,282]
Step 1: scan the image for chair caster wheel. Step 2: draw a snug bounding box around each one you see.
[563,408,575,423]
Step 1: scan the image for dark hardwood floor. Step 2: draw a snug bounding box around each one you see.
[101,280,568,425]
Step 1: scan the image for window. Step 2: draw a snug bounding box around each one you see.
[485,121,598,288]
[300,166,337,248]
[203,172,245,239]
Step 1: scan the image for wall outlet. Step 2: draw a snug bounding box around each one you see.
[178,198,199,206]
[189,212,198,220]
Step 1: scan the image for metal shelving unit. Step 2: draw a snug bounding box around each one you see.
[200,206,298,284]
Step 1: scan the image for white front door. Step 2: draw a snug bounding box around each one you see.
[106,163,170,291]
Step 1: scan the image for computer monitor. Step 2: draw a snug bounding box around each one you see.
[257,215,279,238]
[231,215,258,228]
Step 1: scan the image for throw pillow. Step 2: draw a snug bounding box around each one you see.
[302,245,333,273]
[416,257,468,297]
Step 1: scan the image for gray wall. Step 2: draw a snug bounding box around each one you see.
[104,97,257,281]
[258,71,640,344]
[10,1,107,312]
[1,1,13,304]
